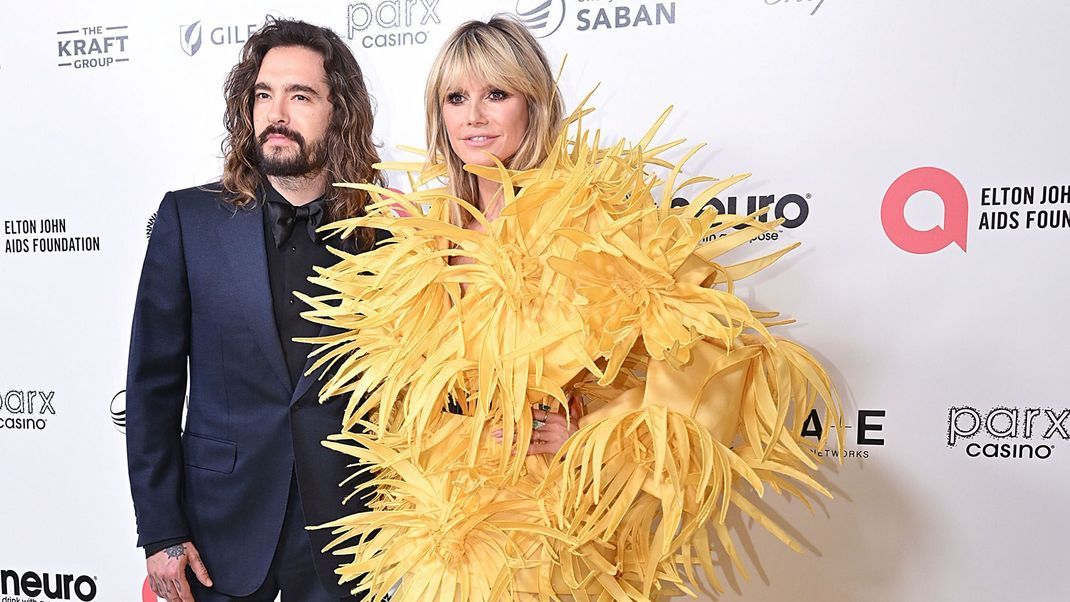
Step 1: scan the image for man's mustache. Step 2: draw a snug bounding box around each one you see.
[258,125,306,147]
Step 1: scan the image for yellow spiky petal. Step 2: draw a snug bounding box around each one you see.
[301,102,844,601]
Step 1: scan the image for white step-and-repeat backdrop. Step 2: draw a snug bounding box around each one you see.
[2,1,1067,600]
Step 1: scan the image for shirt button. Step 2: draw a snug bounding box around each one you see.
[289,299,294,305]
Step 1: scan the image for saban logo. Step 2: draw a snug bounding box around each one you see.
[515,0,567,38]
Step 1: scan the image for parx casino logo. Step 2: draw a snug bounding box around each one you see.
[57,25,130,70]
[347,1,442,49]
[1,389,56,431]
[947,405,1068,460]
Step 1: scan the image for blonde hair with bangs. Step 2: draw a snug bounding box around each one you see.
[425,16,564,226]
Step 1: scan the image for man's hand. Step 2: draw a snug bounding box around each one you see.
[146,542,212,602]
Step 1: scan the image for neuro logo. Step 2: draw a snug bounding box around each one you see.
[881,167,969,254]
[515,0,567,38]
[180,21,203,56]
[0,569,98,601]
[110,390,126,433]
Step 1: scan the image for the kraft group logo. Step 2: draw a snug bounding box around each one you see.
[947,405,1068,460]
[57,24,130,69]
[0,568,98,601]
[515,0,567,38]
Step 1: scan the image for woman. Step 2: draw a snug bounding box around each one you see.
[303,15,842,602]
[427,17,578,456]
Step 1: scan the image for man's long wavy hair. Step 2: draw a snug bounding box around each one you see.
[221,18,383,248]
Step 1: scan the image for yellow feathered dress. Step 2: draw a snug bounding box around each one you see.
[298,103,844,602]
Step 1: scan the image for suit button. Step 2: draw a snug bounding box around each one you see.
[289,299,294,305]
[290,246,297,253]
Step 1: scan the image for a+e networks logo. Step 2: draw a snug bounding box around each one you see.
[803,408,886,460]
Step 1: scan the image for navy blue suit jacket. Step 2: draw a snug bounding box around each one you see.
[126,185,368,598]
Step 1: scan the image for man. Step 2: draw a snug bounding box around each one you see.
[126,19,383,601]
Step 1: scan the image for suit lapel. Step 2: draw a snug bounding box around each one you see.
[290,323,333,406]
[292,232,380,406]
[217,204,293,395]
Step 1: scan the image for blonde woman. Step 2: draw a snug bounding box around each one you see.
[308,15,842,602]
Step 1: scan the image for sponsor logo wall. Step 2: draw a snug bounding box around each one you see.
[1,2,1067,601]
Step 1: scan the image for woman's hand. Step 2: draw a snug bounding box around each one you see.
[492,392,586,455]
[528,392,585,456]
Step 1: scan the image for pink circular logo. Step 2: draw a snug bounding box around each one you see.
[142,577,158,602]
[881,167,969,254]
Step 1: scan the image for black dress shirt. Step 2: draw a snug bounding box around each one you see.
[261,183,337,386]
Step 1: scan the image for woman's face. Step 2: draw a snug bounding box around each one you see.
[442,73,529,168]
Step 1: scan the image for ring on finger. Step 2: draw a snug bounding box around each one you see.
[533,419,545,430]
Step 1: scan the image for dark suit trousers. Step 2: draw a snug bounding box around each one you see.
[189,472,358,602]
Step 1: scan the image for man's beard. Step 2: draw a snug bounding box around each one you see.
[256,125,328,177]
